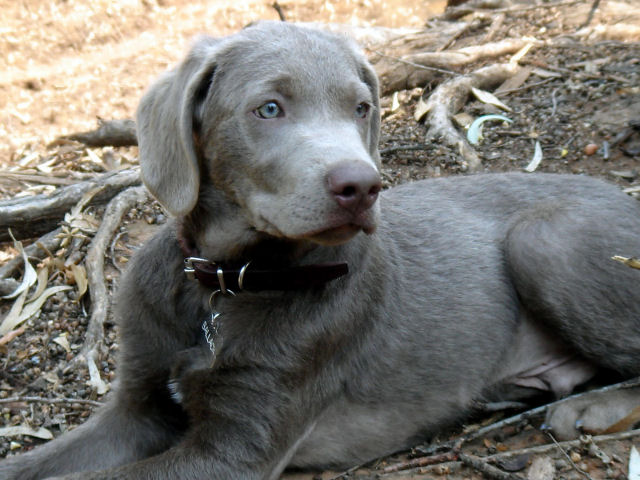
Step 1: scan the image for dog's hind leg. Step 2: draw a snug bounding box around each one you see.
[505,199,640,374]
[504,198,640,438]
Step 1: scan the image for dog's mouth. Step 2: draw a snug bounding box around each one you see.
[303,214,378,245]
[254,204,379,246]
[306,223,364,245]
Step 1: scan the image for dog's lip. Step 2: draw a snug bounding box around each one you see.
[298,208,378,244]
[305,223,363,245]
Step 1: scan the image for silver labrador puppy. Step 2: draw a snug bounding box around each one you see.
[2,21,639,480]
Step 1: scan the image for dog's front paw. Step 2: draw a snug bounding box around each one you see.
[544,387,640,440]
[168,347,213,404]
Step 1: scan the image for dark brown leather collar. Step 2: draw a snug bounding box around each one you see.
[177,219,348,292]
[184,257,348,292]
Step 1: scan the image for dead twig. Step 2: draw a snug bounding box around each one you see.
[578,0,601,30]
[272,2,286,21]
[486,429,640,460]
[76,185,149,393]
[458,452,524,480]
[544,431,594,480]
[0,326,26,346]
[62,118,137,148]
[0,395,102,408]
[381,450,459,474]
[494,77,556,96]
[0,172,78,186]
[392,429,640,478]
[380,144,430,155]
[482,12,506,43]
[372,50,457,76]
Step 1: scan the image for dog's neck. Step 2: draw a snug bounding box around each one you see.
[176,186,320,266]
[177,216,316,266]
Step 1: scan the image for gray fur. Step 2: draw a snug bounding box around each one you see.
[1,21,639,480]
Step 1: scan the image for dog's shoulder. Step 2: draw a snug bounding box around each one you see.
[116,220,185,302]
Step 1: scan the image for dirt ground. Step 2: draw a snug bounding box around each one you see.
[0,0,639,479]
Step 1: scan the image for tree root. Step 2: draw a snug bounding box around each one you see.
[0,168,141,242]
[373,37,534,95]
[421,62,520,171]
[77,185,149,393]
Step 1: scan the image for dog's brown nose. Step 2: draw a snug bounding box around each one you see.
[327,163,381,213]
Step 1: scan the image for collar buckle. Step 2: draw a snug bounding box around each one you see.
[184,257,211,280]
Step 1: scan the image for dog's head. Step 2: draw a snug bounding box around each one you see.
[136,22,381,249]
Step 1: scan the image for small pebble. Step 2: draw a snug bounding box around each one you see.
[570,451,581,462]
[584,143,598,155]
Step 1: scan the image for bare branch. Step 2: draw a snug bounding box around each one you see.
[0,168,141,242]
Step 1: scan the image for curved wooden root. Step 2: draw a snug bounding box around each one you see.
[76,185,149,393]
[422,62,519,171]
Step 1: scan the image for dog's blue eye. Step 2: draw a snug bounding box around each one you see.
[255,101,282,119]
[355,102,370,119]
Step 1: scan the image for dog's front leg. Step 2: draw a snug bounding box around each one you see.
[51,365,325,480]
[0,396,181,480]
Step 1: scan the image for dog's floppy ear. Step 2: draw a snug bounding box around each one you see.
[136,37,220,216]
[356,53,381,165]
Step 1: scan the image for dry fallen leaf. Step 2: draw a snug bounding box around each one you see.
[510,40,536,64]
[414,96,431,121]
[467,114,513,145]
[612,256,640,270]
[524,141,543,172]
[630,445,640,480]
[2,233,37,300]
[0,425,53,440]
[0,289,28,336]
[21,286,72,322]
[26,266,49,305]
[471,87,512,112]
[87,354,110,395]
[53,333,71,353]
[69,263,88,300]
[391,91,400,112]
[85,148,104,167]
[1,285,72,335]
